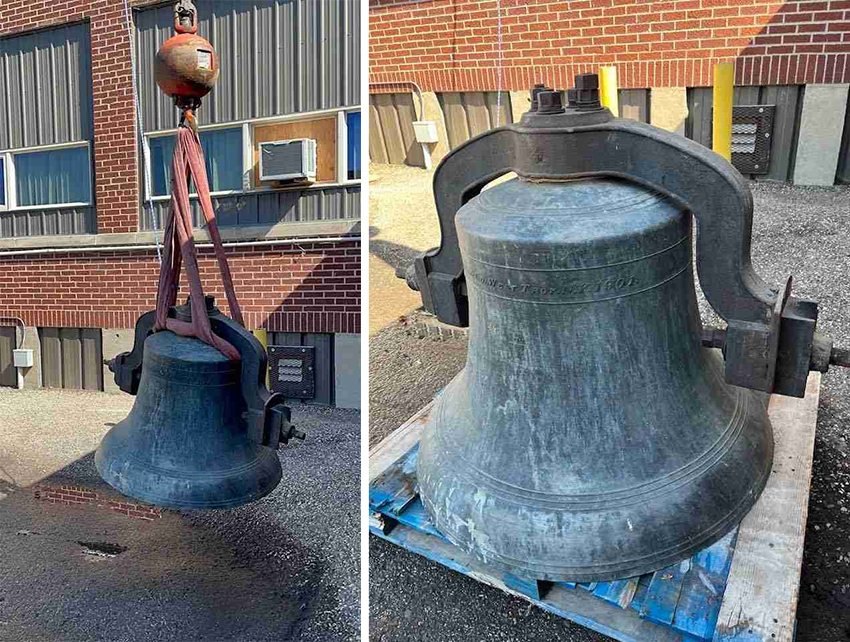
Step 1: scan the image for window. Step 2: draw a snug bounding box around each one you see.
[346,111,361,181]
[145,108,362,206]
[149,127,243,197]
[15,146,91,207]
[0,143,92,211]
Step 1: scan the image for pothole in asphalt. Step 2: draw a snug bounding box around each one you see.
[77,541,128,558]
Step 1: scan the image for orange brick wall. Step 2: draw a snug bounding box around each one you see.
[0,241,361,334]
[369,0,850,90]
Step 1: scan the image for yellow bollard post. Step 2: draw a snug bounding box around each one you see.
[252,328,270,388]
[599,66,619,117]
[713,62,734,162]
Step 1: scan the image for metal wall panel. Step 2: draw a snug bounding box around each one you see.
[0,327,15,388]
[437,91,512,150]
[686,85,803,182]
[370,90,512,163]
[39,327,103,391]
[368,93,426,166]
[0,205,95,238]
[135,0,361,133]
[0,23,92,150]
[618,89,649,123]
[0,23,95,238]
[269,331,333,406]
[141,185,360,230]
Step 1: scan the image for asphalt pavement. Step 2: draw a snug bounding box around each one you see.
[0,388,360,642]
[369,179,850,641]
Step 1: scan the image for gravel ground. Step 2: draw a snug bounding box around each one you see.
[369,178,850,641]
[0,388,360,642]
[368,164,443,335]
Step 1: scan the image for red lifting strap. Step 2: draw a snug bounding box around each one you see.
[154,125,244,361]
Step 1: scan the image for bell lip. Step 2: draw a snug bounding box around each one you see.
[421,449,772,582]
[94,441,283,511]
[416,366,776,582]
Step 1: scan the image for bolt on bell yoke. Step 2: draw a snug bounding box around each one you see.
[95,0,304,509]
[400,73,850,582]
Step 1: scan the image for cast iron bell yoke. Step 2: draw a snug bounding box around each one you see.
[406,73,842,399]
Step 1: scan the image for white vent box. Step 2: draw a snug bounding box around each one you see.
[13,349,33,368]
[413,121,438,143]
[259,138,317,182]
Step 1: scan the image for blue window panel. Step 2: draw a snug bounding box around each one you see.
[15,146,91,207]
[149,135,175,197]
[347,111,362,180]
[150,127,242,197]
[200,128,242,192]
[0,158,5,206]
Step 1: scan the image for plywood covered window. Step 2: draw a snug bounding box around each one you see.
[253,117,338,187]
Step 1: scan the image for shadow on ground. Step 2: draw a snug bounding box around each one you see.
[0,399,360,642]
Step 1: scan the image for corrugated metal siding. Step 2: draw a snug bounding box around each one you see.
[1,205,95,238]
[0,23,95,238]
[141,185,360,230]
[686,85,803,182]
[135,0,361,132]
[619,89,650,123]
[0,23,92,149]
[368,93,426,166]
[437,91,512,150]
[269,332,334,406]
[39,327,103,391]
[0,327,15,388]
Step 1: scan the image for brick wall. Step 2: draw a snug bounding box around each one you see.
[0,1,361,337]
[0,240,361,334]
[369,0,850,90]
[0,0,164,234]
[34,484,163,521]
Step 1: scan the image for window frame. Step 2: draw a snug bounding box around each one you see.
[0,140,94,212]
[0,155,7,212]
[143,105,362,204]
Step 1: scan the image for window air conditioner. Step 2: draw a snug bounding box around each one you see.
[259,138,317,183]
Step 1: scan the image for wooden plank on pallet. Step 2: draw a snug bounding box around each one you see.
[369,443,420,515]
[594,578,641,609]
[662,529,738,640]
[713,373,821,642]
[372,521,689,642]
[369,400,433,482]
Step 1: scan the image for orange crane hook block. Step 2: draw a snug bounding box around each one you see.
[154,0,219,131]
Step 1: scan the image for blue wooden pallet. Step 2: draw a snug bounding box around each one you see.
[370,442,739,642]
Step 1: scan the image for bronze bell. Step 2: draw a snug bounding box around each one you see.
[96,298,304,509]
[401,73,840,582]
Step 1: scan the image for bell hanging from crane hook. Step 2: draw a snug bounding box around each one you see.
[95,1,305,509]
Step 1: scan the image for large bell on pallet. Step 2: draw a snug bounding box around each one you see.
[96,298,304,509]
[402,74,836,582]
